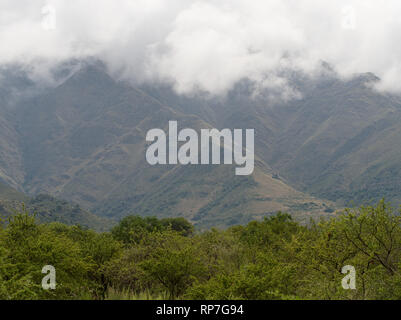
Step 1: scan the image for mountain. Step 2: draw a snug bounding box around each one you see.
[142,70,401,207]
[265,72,401,205]
[0,63,335,229]
[5,61,401,229]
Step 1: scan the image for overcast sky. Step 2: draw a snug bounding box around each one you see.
[1,0,401,95]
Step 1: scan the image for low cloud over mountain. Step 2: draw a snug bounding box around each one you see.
[2,0,401,96]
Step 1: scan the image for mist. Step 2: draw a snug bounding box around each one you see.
[1,0,401,96]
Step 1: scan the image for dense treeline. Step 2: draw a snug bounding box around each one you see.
[1,200,401,300]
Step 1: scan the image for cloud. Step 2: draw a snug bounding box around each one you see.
[1,0,401,95]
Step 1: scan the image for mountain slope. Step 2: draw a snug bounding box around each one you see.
[266,73,401,205]
[9,62,401,227]
[0,181,110,231]
[0,64,334,228]
[145,71,401,207]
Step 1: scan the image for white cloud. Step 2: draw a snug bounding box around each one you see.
[1,0,401,95]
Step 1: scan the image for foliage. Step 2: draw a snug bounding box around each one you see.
[111,216,193,244]
[2,200,401,300]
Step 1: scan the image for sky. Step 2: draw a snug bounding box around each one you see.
[1,0,401,96]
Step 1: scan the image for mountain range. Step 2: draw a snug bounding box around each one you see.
[0,61,400,229]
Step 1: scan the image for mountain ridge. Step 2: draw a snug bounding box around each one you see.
[3,61,400,228]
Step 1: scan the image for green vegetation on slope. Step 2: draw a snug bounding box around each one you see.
[0,181,111,231]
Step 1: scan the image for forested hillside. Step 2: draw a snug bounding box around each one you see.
[0,181,110,231]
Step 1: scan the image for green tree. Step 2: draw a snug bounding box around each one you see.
[139,230,206,299]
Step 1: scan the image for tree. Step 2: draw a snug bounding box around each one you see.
[111,215,194,245]
[139,231,205,299]
[1,208,96,299]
